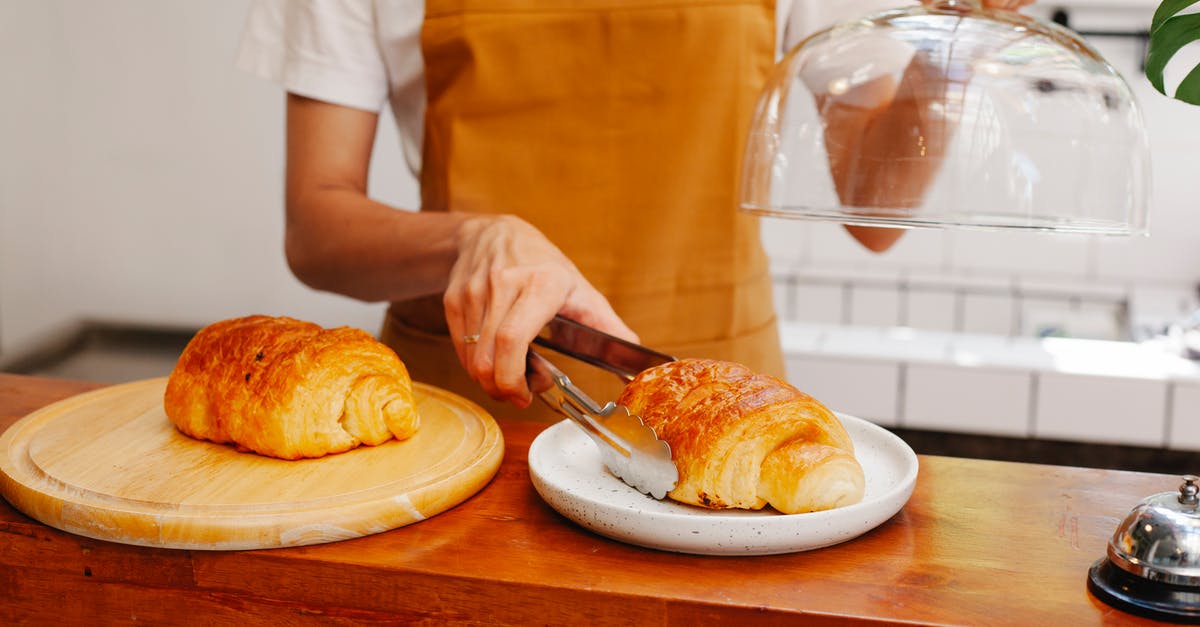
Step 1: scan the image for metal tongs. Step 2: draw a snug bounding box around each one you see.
[526,316,679,499]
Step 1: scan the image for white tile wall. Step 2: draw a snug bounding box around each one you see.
[792,282,844,325]
[904,288,957,332]
[778,321,1200,450]
[961,292,1015,336]
[1020,296,1077,338]
[785,355,900,426]
[759,8,1200,451]
[849,285,901,327]
[1130,284,1198,338]
[1034,373,1168,447]
[1169,383,1200,451]
[904,364,1032,437]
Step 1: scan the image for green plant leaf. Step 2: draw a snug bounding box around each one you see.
[1147,0,1200,104]
[1152,0,1200,32]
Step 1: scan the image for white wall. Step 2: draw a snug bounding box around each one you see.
[0,0,418,358]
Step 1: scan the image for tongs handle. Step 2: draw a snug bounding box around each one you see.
[527,349,632,458]
[532,315,675,383]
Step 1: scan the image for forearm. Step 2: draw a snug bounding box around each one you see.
[283,93,485,304]
[284,188,479,303]
[821,50,952,209]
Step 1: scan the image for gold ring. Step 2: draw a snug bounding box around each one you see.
[463,334,481,344]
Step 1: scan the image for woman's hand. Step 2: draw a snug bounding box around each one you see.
[444,214,637,408]
[979,0,1035,8]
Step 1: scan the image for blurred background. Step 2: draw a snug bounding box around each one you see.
[2,0,1198,472]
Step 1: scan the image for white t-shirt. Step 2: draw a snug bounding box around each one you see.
[236,0,910,174]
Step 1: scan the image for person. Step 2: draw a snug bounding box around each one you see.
[237,0,1033,421]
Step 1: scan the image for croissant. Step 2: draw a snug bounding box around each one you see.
[164,315,418,460]
[616,358,864,514]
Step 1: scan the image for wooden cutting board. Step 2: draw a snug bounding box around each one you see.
[0,377,503,550]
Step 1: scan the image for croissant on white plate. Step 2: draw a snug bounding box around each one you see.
[164,315,419,460]
[616,358,864,514]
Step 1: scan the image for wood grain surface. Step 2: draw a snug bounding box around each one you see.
[0,373,1177,625]
[0,377,503,550]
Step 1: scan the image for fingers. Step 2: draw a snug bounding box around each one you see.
[444,215,636,409]
[979,0,1034,10]
[443,247,487,376]
[484,276,633,408]
[487,273,564,407]
[558,289,639,345]
[468,266,532,405]
[922,0,1034,10]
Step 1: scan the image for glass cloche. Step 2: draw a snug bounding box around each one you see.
[739,0,1150,249]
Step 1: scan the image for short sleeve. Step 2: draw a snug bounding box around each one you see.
[235,0,390,112]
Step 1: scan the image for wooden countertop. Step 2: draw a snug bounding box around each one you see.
[0,373,1173,625]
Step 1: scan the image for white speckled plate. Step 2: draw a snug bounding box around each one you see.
[528,414,918,556]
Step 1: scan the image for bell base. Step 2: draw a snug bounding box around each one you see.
[1088,558,1200,623]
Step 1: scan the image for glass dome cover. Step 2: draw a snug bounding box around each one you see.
[739,0,1150,243]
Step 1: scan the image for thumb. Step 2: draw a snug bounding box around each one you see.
[559,289,640,345]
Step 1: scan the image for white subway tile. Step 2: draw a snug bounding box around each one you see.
[1129,283,1196,335]
[904,364,1032,437]
[785,355,900,426]
[792,282,844,325]
[1169,383,1200,451]
[905,288,957,332]
[1019,295,1076,339]
[1070,300,1128,341]
[849,285,901,328]
[1034,372,1167,447]
[962,292,1016,336]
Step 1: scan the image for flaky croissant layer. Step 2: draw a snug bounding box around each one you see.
[164,315,419,460]
[617,359,864,514]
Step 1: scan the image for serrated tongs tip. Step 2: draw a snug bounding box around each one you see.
[527,345,677,500]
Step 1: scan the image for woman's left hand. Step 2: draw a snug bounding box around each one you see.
[980,0,1035,8]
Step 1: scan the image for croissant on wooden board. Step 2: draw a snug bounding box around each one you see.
[164,315,419,460]
[616,358,865,514]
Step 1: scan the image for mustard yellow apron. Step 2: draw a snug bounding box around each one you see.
[383,0,784,422]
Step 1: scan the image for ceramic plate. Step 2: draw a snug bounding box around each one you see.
[528,414,918,556]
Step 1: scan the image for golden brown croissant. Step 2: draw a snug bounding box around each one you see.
[164,315,418,460]
[616,358,864,514]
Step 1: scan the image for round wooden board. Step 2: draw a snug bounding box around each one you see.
[0,377,504,550]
